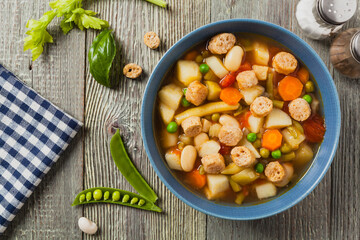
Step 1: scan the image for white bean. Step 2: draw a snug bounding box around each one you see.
[180,145,197,172]
[224,46,244,72]
[219,114,240,128]
[78,217,98,235]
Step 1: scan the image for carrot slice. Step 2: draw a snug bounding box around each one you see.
[184,50,198,61]
[220,87,242,105]
[184,169,206,189]
[297,67,309,84]
[278,76,303,101]
[262,129,283,151]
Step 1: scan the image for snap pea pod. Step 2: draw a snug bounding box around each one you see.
[72,187,162,212]
[110,129,158,203]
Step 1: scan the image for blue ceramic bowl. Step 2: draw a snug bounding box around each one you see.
[141,19,340,219]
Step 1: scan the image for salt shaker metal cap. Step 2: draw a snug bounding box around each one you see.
[350,31,360,63]
[317,0,357,25]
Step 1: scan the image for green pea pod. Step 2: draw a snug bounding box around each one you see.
[72,187,162,212]
[88,29,116,88]
[110,129,158,203]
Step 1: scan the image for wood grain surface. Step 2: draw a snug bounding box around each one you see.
[0,0,359,239]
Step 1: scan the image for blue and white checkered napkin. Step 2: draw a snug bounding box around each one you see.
[0,64,82,233]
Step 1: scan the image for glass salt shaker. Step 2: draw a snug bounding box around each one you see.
[296,0,357,40]
[330,28,360,78]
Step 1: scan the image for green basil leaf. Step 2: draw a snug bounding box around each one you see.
[89,29,116,88]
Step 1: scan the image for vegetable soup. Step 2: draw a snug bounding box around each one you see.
[155,33,326,205]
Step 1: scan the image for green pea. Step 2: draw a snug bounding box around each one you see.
[253,139,261,149]
[303,94,312,104]
[255,163,264,173]
[260,148,270,158]
[201,50,210,58]
[167,122,178,133]
[305,81,314,93]
[104,191,110,200]
[199,64,210,74]
[138,199,146,206]
[79,194,86,203]
[181,97,191,107]
[256,132,262,139]
[211,113,220,122]
[247,133,257,142]
[195,55,203,63]
[112,191,121,201]
[122,194,130,203]
[182,88,187,95]
[86,192,92,201]
[93,189,103,200]
[280,143,292,154]
[130,197,139,204]
[271,150,282,159]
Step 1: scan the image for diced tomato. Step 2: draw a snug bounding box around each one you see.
[237,111,251,129]
[219,74,236,88]
[242,185,249,197]
[302,114,326,143]
[170,147,181,156]
[219,143,232,155]
[238,62,252,72]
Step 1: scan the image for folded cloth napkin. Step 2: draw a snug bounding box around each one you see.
[0,64,82,233]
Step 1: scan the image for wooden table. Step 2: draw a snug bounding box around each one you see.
[1,0,359,239]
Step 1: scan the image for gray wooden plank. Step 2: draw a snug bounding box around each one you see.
[0,0,85,238]
[329,14,360,240]
[82,0,209,239]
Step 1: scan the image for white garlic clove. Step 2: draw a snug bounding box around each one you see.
[78,217,98,235]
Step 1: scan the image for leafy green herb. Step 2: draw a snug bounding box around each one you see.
[145,0,167,8]
[24,11,57,61]
[88,29,117,88]
[24,0,108,61]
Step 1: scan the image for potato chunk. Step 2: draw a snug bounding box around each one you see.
[252,65,269,80]
[159,101,175,125]
[255,182,277,199]
[253,41,269,65]
[198,140,221,157]
[240,85,265,105]
[247,115,264,133]
[264,108,292,129]
[176,60,202,86]
[160,129,178,148]
[205,174,230,200]
[158,83,183,110]
[165,149,182,170]
[204,81,221,101]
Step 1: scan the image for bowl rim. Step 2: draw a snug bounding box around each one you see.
[141,19,341,220]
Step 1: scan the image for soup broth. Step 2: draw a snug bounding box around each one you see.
[155,32,325,205]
